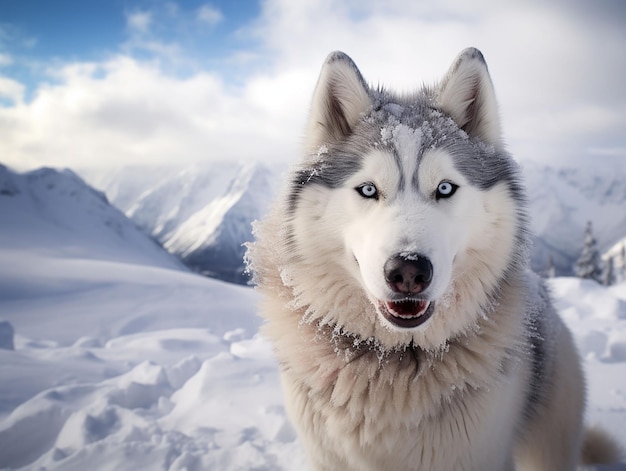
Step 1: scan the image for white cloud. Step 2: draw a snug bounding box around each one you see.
[0,0,624,171]
[126,11,152,35]
[197,5,223,27]
[247,0,626,164]
[0,55,307,170]
[0,77,24,105]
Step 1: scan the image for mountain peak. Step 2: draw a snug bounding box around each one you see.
[0,164,184,271]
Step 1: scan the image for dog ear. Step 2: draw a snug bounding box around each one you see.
[438,48,502,148]
[305,51,371,155]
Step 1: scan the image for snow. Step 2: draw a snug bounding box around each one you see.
[0,255,297,470]
[81,161,284,284]
[604,236,626,284]
[0,164,625,469]
[0,164,183,271]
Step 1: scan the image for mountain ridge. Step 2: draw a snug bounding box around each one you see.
[0,163,185,272]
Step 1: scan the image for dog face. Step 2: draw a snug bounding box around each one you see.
[284,50,525,349]
[342,146,494,330]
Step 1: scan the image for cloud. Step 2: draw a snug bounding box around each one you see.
[251,0,626,162]
[0,54,308,170]
[0,0,624,171]
[0,77,24,105]
[197,5,223,27]
[126,11,152,35]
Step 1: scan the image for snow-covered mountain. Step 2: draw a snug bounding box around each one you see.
[523,160,626,276]
[163,163,278,282]
[83,162,284,284]
[0,164,184,275]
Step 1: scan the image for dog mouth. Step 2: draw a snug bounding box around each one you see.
[378,299,434,329]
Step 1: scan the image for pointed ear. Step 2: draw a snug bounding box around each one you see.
[304,51,372,155]
[438,48,502,148]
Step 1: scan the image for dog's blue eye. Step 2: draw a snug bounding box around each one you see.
[357,183,378,199]
[436,181,458,200]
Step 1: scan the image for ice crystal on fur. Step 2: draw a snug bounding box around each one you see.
[380,125,394,145]
[302,166,321,185]
[316,144,329,156]
[391,123,423,159]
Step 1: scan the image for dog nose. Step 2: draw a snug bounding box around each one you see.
[384,254,433,294]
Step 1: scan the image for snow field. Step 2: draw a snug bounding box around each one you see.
[1,270,625,469]
[0,259,305,470]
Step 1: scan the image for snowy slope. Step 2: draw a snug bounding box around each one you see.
[83,162,284,284]
[163,163,278,283]
[124,162,242,242]
[0,258,288,470]
[0,164,184,274]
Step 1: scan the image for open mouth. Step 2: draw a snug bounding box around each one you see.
[378,299,434,329]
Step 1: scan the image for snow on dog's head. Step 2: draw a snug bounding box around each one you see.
[249,49,528,352]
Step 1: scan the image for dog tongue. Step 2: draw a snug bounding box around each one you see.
[386,300,429,318]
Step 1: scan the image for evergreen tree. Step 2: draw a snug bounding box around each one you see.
[574,221,603,283]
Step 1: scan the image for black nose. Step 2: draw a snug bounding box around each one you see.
[384,254,433,294]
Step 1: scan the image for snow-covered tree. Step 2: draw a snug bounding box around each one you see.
[603,256,615,286]
[574,221,603,283]
[619,242,626,281]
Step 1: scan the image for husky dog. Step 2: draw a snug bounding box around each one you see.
[246,49,621,470]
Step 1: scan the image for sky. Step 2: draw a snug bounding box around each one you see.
[0,0,625,171]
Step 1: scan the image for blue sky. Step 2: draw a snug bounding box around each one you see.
[0,0,625,170]
[0,1,262,95]
[0,0,259,58]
